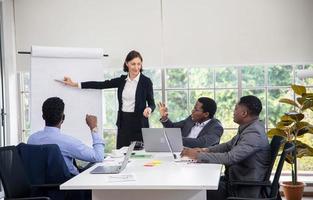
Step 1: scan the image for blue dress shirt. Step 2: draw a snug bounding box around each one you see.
[28,126,105,175]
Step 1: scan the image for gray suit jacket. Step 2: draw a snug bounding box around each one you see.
[197,119,270,198]
[161,116,224,148]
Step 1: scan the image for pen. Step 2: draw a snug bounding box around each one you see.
[54,79,65,84]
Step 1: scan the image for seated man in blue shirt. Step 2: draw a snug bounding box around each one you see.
[28,97,105,175]
[158,97,223,148]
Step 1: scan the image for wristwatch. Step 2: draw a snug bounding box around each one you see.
[91,127,98,133]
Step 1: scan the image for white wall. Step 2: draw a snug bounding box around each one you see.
[14,0,313,71]
[0,0,310,150]
[1,0,19,144]
[162,0,313,66]
[14,0,163,71]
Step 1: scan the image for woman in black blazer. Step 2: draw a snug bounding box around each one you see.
[62,50,155,149]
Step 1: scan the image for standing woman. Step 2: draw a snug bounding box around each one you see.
[62,50,155,149]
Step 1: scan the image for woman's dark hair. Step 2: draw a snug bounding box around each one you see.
[42,97,65,126]
[198,97,217,119]
[238,95,262,116]
[123,50,143,72]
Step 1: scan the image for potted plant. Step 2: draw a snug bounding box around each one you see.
[268,84,313,200]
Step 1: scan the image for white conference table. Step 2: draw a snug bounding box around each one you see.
[61,152,222,200]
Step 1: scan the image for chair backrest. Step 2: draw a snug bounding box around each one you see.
[0,146,32,198]
[17,143,73,185]
[270,142,295,198]
[264,136,284,181]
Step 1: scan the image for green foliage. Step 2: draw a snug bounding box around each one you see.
[103,91,118,129]
[242,66,265,87]
[215,67,237,88]
[215,89,237,128]
[18,66,313,172]
[166,69,188,88]
[167,90,189,122]
[103,130,116,153]
[150,90,162,128]
[268,84,313,184]
[267,89,294,128]
[297,64,313,85]
[143,69,162,89]
[101,66,313,172]
[268,65,293,86]
[189,68,214,88]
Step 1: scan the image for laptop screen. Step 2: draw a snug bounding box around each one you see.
[163,130,177,160]
[120,141,136,171]
[142,128,183,152]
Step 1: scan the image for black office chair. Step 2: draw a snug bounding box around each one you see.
[17,143,91,200]
[0,145,58,200]
[17,143,73,185]
[227,142,295,200]
[226,136,284,198]
[264,136,285,182]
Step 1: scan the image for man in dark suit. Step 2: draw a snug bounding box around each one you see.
[181,95,271,199]
[158,97,223,148]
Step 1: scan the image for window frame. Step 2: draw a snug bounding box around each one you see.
[18,64,313,174]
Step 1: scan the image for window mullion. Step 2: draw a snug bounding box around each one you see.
[161,69,166,103]
[238,66,242,100]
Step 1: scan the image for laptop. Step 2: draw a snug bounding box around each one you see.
[163,130,195,163]
[142,128,183,152]
[90,142,136,174]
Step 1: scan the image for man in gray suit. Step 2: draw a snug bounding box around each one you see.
[158,97,224,148]
[181,95,270,199]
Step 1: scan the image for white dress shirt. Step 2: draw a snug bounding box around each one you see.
[122,73,140,112]
[188,119,211,138]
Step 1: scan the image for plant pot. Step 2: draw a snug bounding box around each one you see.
[281,181,306,200]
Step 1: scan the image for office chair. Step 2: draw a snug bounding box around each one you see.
[227,142,295,200]
[17,143,91,200]
[0,145,58,200]
[17,143,73,185]
[264,136,285,181]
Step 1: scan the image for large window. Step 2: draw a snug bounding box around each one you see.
[19,64,313,171]
[18,73,31,142]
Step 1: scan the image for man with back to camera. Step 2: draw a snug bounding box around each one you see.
[28,97,105,175]
[158,97,224,148]
[181,95,271,199]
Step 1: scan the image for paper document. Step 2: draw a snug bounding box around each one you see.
[108,173,136,182]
